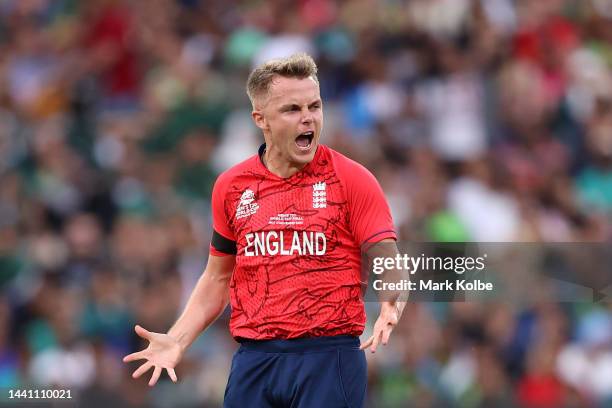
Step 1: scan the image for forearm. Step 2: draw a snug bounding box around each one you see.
[381,299,405,320]
[368,239,407,320]
[167,268,231,352]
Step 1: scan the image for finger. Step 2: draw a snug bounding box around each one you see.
[149,366,162,387]
[135,325,153,341]
[370,330,383,353]
[167,368,178,383]
[382,324,393,345]
[359,336,373,350]
[132,361,153,379]
[123,351,146,363]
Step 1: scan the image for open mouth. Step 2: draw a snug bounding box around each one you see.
[295,131,314,150]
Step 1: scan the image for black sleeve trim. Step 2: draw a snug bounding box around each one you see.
[211,230,237,255]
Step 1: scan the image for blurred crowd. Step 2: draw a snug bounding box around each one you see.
[1,0,612,406]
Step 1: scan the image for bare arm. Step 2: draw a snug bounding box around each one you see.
[359,238,407,353]
[123,254,235,386]
[168,254,235,351]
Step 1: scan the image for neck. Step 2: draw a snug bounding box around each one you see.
[263,147,307,178]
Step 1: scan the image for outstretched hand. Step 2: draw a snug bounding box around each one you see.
[360,302,402,353]
[123,325,183,386]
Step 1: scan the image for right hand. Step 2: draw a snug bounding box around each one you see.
[123,325,183,386]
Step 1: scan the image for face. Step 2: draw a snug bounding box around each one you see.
[252,76,323,167]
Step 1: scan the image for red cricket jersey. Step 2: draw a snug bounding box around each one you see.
[210,144,396,340]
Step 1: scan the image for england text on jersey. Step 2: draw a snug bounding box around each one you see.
[244,231,326,256]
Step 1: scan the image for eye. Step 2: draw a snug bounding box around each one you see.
[309,103,321,111]
[282,105,300,113]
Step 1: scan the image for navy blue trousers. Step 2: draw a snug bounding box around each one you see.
[223,335,367,408]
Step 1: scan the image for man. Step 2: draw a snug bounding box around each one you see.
[123,53,405,407]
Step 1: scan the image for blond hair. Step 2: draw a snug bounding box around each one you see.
[246,53,319,108]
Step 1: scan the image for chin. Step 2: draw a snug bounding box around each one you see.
[291,144,317,165]
[291,152,315,166]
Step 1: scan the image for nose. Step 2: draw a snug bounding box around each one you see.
[301,107,313,124]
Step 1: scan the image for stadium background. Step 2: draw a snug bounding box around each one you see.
[1,0,611,406]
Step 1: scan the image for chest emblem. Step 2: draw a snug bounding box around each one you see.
[312,181,327,209]
[236,189,259,219]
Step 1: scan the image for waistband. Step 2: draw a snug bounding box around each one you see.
[238,335,360,353]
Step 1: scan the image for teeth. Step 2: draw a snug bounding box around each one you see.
[301,131,314,136]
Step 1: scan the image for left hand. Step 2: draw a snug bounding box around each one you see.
[122,325,182,386]
[360,302,402,353]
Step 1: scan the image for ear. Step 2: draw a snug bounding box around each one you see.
[252,110,268,131]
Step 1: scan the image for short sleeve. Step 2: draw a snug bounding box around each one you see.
[336,156,397,245]
[210,173,237,256]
